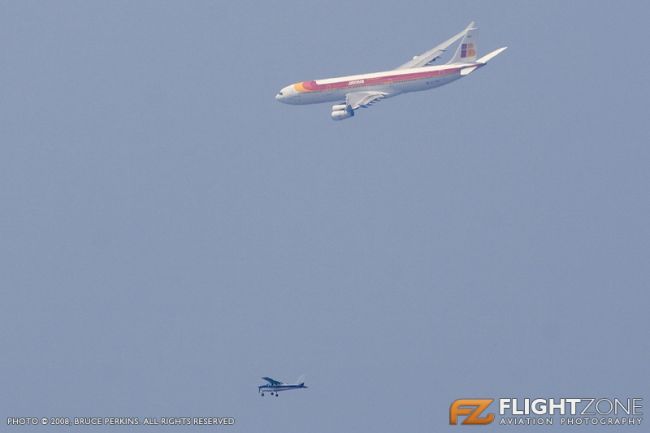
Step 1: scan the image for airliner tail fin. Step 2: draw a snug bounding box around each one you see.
[448,24,478,64]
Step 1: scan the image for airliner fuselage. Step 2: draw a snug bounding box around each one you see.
[276,63,473,106]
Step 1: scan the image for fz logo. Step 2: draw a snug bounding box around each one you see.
[449,399,495,425]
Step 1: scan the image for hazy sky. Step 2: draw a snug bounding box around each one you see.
[1,1,648,432]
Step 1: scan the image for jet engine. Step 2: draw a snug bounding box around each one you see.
[330,104,354,121]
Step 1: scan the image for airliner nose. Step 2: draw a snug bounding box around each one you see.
[276,86,294,103]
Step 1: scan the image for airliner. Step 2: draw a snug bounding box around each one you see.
[258,377,307,397]
[275,22,506,120]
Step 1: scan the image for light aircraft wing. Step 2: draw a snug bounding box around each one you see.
[396,21,476,69]
[346,91,387,110]
[262,377,283,385]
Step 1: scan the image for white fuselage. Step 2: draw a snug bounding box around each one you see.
[258,383,307,395]
[275,62,482,105]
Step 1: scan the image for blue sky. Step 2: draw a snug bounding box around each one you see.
[1,1,648,432]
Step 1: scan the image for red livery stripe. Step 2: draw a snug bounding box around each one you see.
[297,67,461,93]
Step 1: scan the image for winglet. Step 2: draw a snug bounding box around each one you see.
[477,46,507,64]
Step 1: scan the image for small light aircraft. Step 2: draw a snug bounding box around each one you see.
[276,21,506,120]
[258,376,307,397]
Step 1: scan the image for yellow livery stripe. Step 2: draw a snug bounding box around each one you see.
[293,82,308,93]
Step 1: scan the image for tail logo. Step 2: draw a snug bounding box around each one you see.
[461,43,476,58]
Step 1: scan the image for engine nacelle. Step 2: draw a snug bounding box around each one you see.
[331,109,354,121]
[331,104,354,121]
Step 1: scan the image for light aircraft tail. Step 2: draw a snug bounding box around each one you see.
[296,374,306,386]
[448,23,478,64]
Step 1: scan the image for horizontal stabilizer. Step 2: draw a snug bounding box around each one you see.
[460,66,478,76]
[477,46,507,64]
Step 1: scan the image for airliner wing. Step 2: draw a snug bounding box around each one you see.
[396,21,475,69]
[346,91,387,110]
[262,377,283,385]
